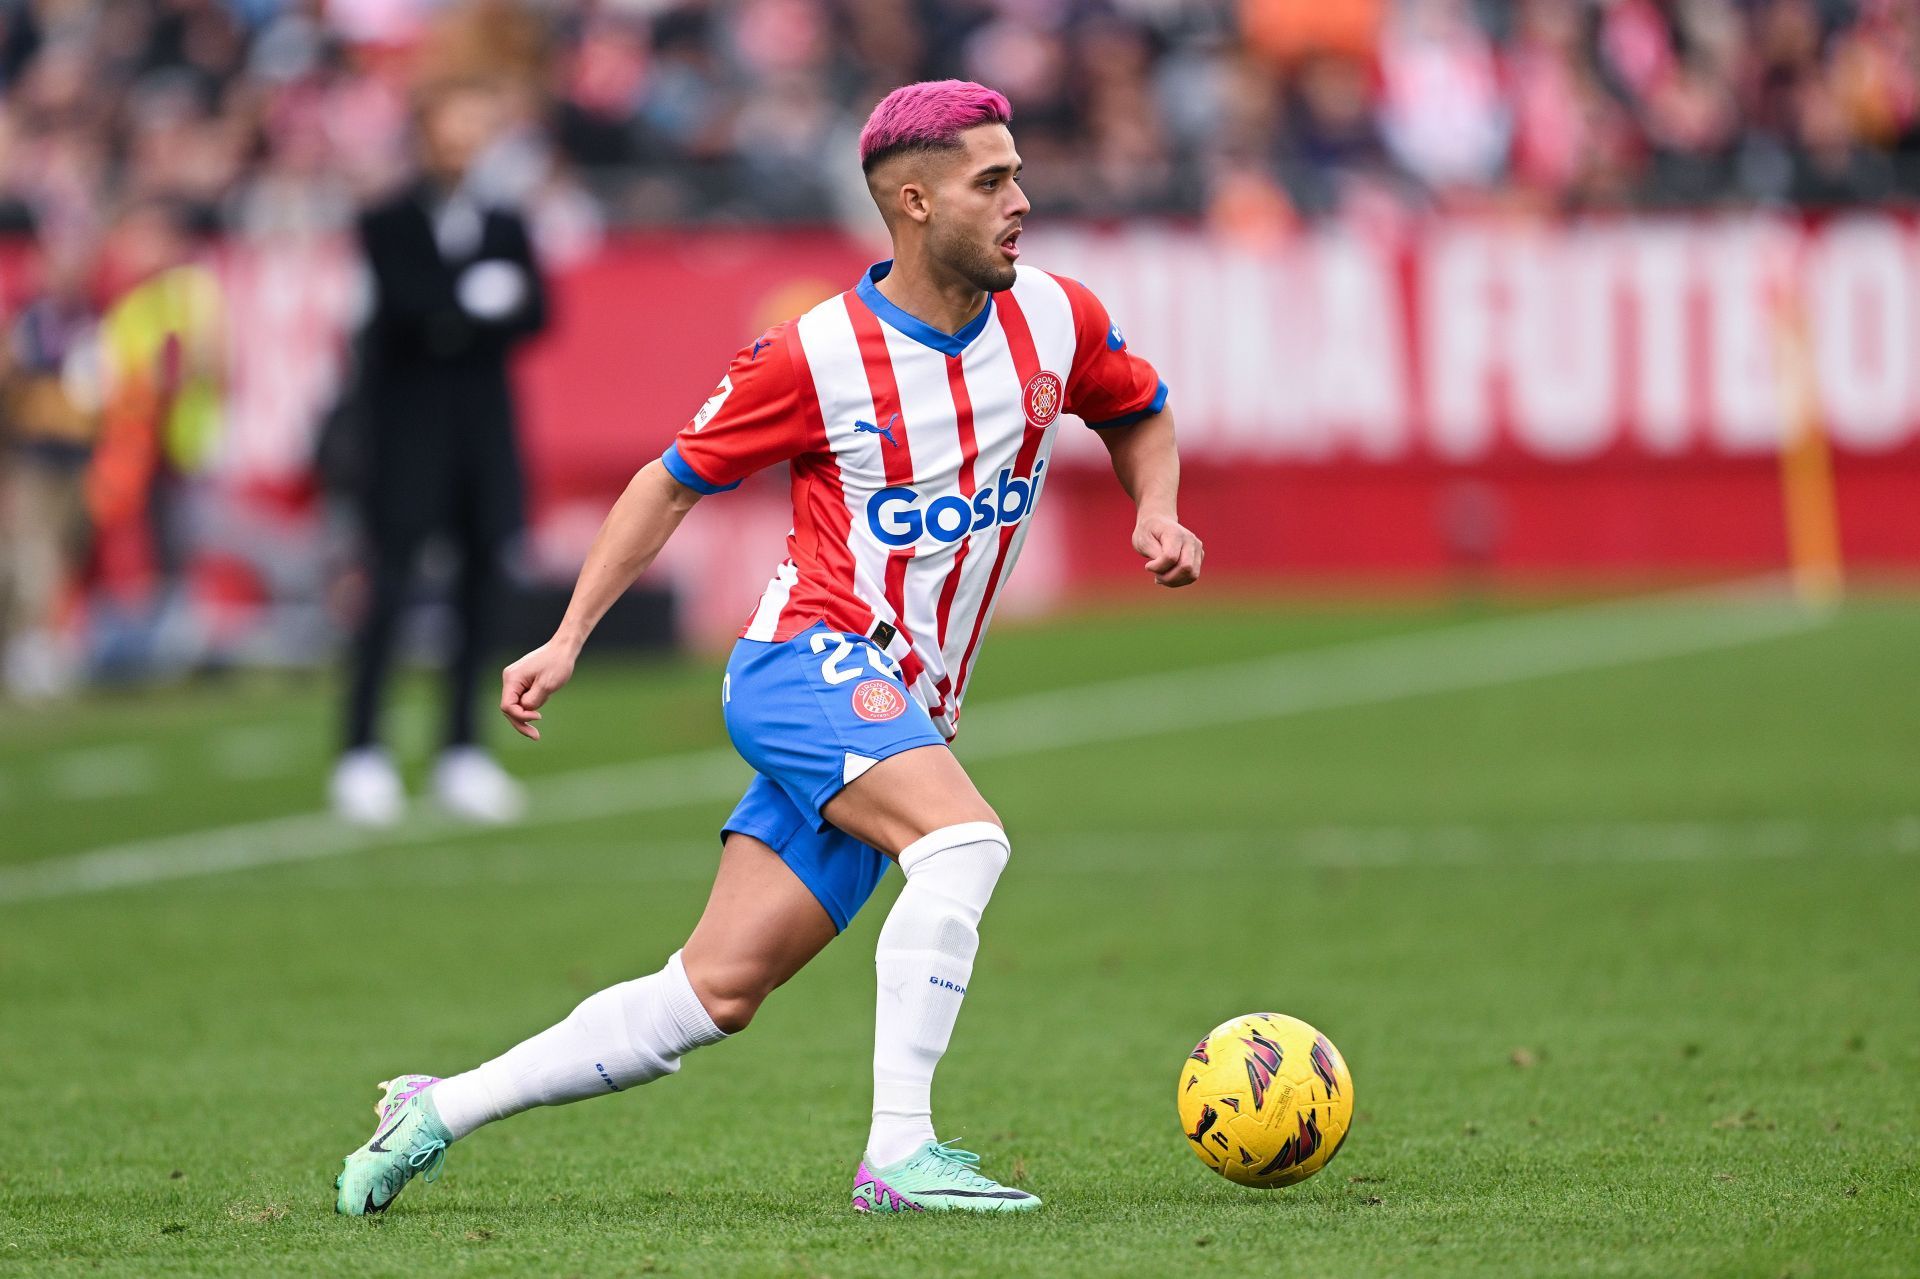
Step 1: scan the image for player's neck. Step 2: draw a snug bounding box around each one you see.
[874,254,988,338]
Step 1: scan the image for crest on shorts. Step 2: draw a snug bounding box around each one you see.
[851,678,907,722]
[1023,371,1063,427]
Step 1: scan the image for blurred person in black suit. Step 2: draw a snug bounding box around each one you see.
[330,76,548,827]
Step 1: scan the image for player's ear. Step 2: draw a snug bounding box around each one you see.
[896,179,932,226]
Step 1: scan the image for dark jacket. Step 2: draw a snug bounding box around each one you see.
[353,183,548,546]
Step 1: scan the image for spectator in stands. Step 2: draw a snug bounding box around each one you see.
[0,234,102,699]
[89,200,225,680]
[8,0,1920,239]
[1377,0,1511,198]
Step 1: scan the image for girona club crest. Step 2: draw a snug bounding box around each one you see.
[851,678,907,722]
[1023,371,1063,427]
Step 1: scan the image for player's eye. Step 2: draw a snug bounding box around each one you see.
[981,179,998,191]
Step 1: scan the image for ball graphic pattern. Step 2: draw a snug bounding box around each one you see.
[1175,1011,1355,1187]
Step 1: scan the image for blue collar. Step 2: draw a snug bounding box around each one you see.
[854,261,994,358]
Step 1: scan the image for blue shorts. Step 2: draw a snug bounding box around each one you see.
[720,621,947,931]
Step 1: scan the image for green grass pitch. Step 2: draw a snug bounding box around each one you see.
[1,591,1916,1277]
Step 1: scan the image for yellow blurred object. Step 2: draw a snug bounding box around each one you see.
[100,263,225,476]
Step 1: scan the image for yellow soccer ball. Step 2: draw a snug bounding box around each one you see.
[1175,1012,1355,1187]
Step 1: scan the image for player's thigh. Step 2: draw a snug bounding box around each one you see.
[681,831,839,1029]
[820,743,999,858]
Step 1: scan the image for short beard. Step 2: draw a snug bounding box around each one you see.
[931,221,1017,293]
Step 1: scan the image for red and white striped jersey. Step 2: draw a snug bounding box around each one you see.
[662,260,1167,740]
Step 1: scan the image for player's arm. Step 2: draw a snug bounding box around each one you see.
[1052,273,1202,589]
[500,461,703,740]
[501,325,809,740]
[1098,405,1202,589]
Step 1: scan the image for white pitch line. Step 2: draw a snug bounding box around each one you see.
[0,586,1826,906]
[237,814,1920,893]
[954,584,1819,754]
[1025,814,1920,875]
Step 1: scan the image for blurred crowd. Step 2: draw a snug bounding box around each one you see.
[0,0,1915,241]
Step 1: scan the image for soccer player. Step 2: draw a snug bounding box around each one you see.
[334,80,1202,1216]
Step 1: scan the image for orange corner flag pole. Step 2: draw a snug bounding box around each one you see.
[1765,238,1844,611]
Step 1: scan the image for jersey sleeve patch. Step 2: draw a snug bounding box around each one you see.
[689,374,734,433]
[664,325,810,490]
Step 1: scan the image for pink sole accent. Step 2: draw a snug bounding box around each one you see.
[378,1075,443,1121]
[851,1161,924,1213]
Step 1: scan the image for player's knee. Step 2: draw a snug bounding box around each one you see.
[898,821,1011,917]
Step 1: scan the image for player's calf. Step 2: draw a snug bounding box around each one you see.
[681,964,775,1034]
[869,822,1010,1166]
[429,949,728,1137]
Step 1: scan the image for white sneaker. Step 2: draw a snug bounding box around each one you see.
[330,748,406,827]
[432,747,526,824]
[4,630,77,701]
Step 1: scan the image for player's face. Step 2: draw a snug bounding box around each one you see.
[926,125,1028,293]
[422,85,507,182]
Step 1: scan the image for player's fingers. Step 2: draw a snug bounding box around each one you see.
[1157,539,1202,587]
[502,702,542,739]
[1176,539,1202,578]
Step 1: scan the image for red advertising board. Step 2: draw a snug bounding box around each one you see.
[44,217,1915,640]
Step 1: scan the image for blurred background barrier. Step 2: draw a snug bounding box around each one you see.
[4,213,1913,664]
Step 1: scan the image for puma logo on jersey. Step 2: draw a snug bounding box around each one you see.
[855,413,900,446]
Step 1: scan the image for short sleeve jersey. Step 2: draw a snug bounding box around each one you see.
[663,261,1168,740]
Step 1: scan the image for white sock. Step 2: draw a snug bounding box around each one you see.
[431,949,726,1141]
[868,821,1010,1168]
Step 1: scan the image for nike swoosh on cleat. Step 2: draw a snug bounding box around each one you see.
[367,1117,405,1154]
[920,1188,1034,1199]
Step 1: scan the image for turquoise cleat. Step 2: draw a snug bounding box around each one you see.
[334,1075,453,1216]
[852,1140,1041,1213]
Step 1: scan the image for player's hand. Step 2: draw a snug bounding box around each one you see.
[1134,515,1203,588]
[500,640,578,741]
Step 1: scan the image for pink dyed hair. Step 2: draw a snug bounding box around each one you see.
[858,80,1013,173]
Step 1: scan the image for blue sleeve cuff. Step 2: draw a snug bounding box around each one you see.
[1086,380,1169,430]
[661,442,740,495]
